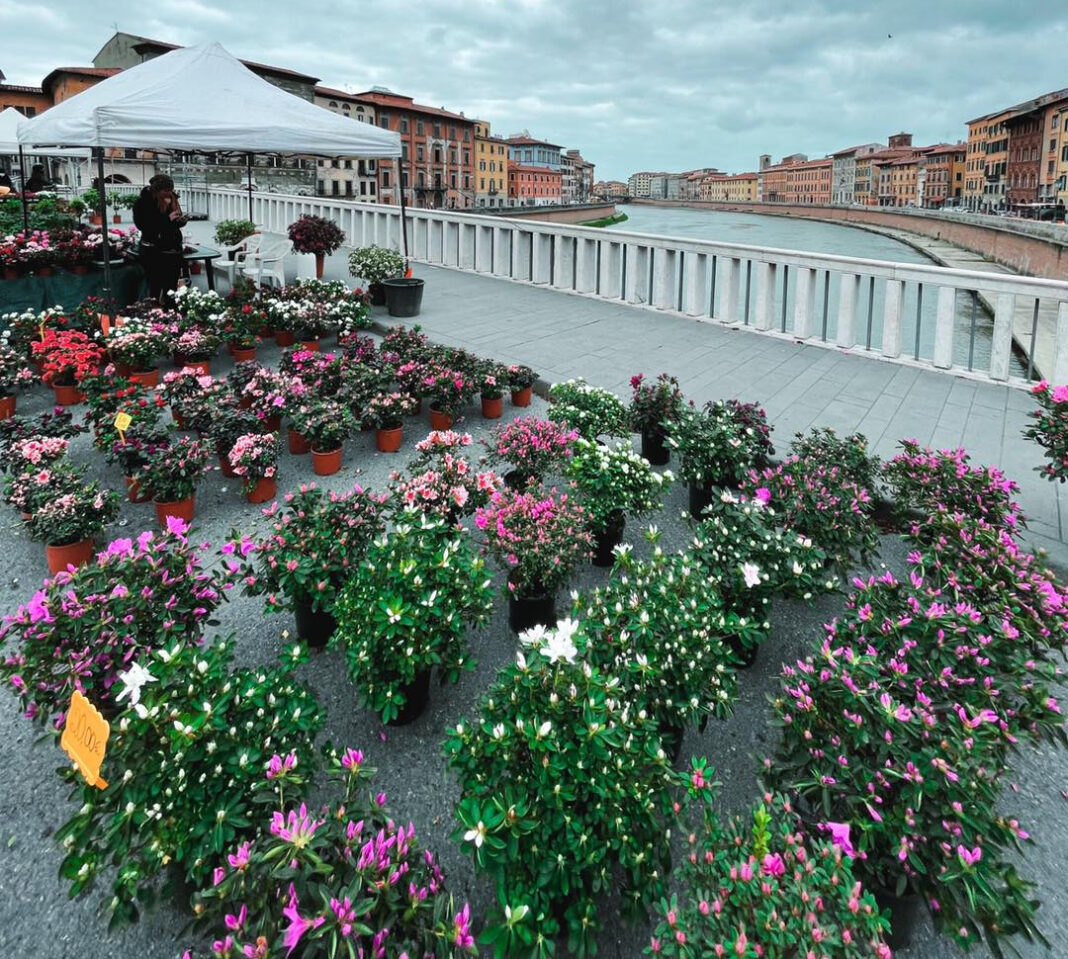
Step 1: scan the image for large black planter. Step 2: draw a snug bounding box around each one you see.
[508,587,556,634]
[591,510,625,567]
[388,669,432,726]
[640,427,669,466]
[369,283,386,306]
[688,482,715,520]
[873,889,924,950]
[293,597,336,649]
[382,277,425,317]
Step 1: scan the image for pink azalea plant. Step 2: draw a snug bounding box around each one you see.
[1023,379,1068,482]
[487,416,579,484]
[391,429,502,519]
[227,431,278,493]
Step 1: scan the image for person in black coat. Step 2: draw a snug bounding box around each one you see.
[133,174,187,305]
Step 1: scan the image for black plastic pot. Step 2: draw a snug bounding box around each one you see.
[726,632,759,668]
[504,470,532,493]
[591,510,625,567]
[382,277,425,317]
[873,889,924,950]
[508,586,556,634]
[388,669,432,726]
[658,721,685,763]
[688,482,715,520]
[293,596,336,649]
[641,427,669,466]
[369,283,386,306]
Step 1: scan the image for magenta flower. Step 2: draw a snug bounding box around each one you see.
[825,821,856,858]
[957,844,982,867]
[282,884,325,955]
[761,852,785,877]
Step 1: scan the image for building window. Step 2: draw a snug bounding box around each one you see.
[416,119,424,135]
[433,123,441,138]
[400,118,408,133]
[344,159,352,169]
[356,106,364,114]
[368,181,375,195]
[345,181,353,196]
[463,129,470,141]
[449,125,456,139]
[331,181,340,196]
[317,179,325,194]
[401,143,408,160]
[342,103,350,113]
[450,174,456,188]
[382,170,390,187]
[417,145,424,162]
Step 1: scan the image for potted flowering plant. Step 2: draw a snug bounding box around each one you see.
[487,416,578,491]
[380,323,429,362]
[54,637,322,924]
[172,285,227,325]
[32,329,105,405]
[0,340,34,419]
[565,438,671,564]
[173,327,220,373]
[224,483,387,646]
[192,747,476,958]
[335,512,493,724]
[0,434,70,475]
[181,377,234,435]
[506,363,537,406]
[138,434,212,526]
[1024,380,1068,482]
[423,364,477,429]
[288,214,346,278]
[160,367,210,428]
[629,372,683,465]
[2,460,82,520]
[391,429,502,520]
[214,218,257,254]
[477,360,509,418]
[348,244,406,305]
[206,400,260,477]
[0,407,82,469]
[475,485,593,632]
[0,522,227,726]
[289,396,356,475]
[218,305,260,358]
[650,792,891,957]
[445,621,700,956]
[548,378,630,440]
[106,321,171,386]
[241,366,296,433]
[228,431,279,503]
[25,476,119,574]
[364,390,418,452]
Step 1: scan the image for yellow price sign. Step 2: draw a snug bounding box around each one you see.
[60,690,110,789]
[38,320,46,341]
[114,411,132,444]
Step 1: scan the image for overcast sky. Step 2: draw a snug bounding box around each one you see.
[5,0,1068,180]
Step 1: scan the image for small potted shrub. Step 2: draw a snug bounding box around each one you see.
[289,396,355,475]
[364,390,418,453]
[487,415,578,491]
[3,460,82,522]
[629,372,683,465]
[81,187,102,225]
[548,377,629,440]
[506,363,537,407]
[26,477,119,574]
[1024,380,1068,483]
[478,360,508,419]
[423,364,477,431]
[391,429,502,520]
[32,329,105,406]
[207,400,260,477]
[475,485,593,633]
[106,191,125,224]
[219,305,260,360]
[173,327,220,375]
[348,244,406,306]
[138,434,212,526]
[214,218,257,257]
[224,483,387,646]
[288,213,345,279]
[228,431,279,503]
[106,321,171,388]
[565,438,670,564]
[160,367,210,428]
[0,340,35,420]
[240,366,297,432]
[335,512,493,724]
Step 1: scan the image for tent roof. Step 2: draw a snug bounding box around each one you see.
[17,42,401,158]
[0,108,88,158]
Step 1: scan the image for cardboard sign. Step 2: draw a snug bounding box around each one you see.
[99,315,110,337]
[113,411,131,444]
[60,690,110,789]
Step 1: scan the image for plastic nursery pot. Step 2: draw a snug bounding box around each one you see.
[0,393,15,420]
[218,452,238,477]
[190,262,203,275]
[481,394,503,419]
[299,338,321,353]
[504,470,532,494]
[274,330,296,347]
[124,474,152,504]
[388,669,432,726]
[172,407,188,430]
[658,721,686,764]
[508,579,556,635]
[246,475,277,504]
[45,537,95,575]
[641,427,670,466]
[726,632,759,669]
[312,445,343,476]
[428,405,454,431]
[261,414,282,434]
[53,383,86,407]
[293,596,336,649]
[688,482,715,521]
[154,496,195,528]
[129,367,159,389]
[591,510,625,567]
[382,277,424,318]
[369,283,386,306]
[375,426,403,453]
[182,359,211,376]
[510,386,532,407]
[232,346,257,363]
[287,428,311,455]
[873,889,924,951]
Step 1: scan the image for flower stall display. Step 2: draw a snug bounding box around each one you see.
[0,522,227,726]
[106,320,171,384]
[0,339,35,419]
[445,621,699,955]
[54,637,322,924]
[83,224,139,262]
[649,793,891,958]
[228,431,279,503]
[565,438,670,564]
[348,244,406,302]
[487,416,578,491]
[548,377,630,440]
[32,329,105,405]
[391,429,502,520]
[192,746,475,958]
[138,434,212,525]
[25,476,120,574]
[629,372,684,465]
[475,486,593,632]
[506,362,537,406]
[225,483,387,646]
[1024,380,1068,482]
[173,327,221,372]
[288,396,356,475]
[363,390,418,452]
[288,214,346,278]
[335,512,493,724]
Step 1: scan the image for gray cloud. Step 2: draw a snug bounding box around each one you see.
[6,0,1068,179]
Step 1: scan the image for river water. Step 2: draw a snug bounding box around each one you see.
[606,204,1019,376]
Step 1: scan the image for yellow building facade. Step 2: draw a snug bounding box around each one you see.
[474,120,509,208]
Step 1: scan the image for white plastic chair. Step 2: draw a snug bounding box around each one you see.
[216,233,262,287]
[241,234,291,290]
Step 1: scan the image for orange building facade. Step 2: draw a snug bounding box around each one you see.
[508,164,562,203]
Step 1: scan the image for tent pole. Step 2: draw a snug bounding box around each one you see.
[246,153,253,223]
[398,157,409,265]
[94,148,113,314]
[17,146,28,233]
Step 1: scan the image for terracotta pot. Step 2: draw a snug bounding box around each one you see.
[36,266,54,278]
[246,475,277,504]
[53,383,85,407]
[19,511,31,522]
[218,452,238,477]
[258,327,275,341]
[2,268,18,280]
[112,214,122,224]
[262,414,282,433]
[45,537,95,575]
[124,474,151,504]
[114,360,132,377]
[190,262,203,275]
[233,346,256,363]
[89,213,103,226]
[238,395,253,410]
[182,359,211,376]
[511,386,532,407]
[154,496,195,528]
[428,405,453,431]
[299,338,320,353]
[376,426,403,453]
[481,394,503,419]
[71,264,90,276]
[0,393,15,421]
[275,330,295,347]
[172,407,187,429]
[312,445,343,476]
[314,253,325,279]
[287,428,310,455]
[129,367,159,389]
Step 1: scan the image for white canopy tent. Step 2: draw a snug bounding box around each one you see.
[16,41,402,301]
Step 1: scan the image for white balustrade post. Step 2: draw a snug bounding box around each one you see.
[599,241,622,299]
[685,252,709,317]
[652,247,676,309]
[989,292,1016,381]
[754,262,778,331]
[492,227,512,276]
[836,273,860,348]
[459,223,476,270]
[554,235,576,290]
[443,221,459,267]
[428,219,444,264]
[513,231,533,281]
[931,285,957,370]
[475,225,494,273]
[625,245,649,304]
[575,237,597,293]
[716,256,740,323]
[881,279,904,359]
[414,217,429,261]
[532,233,552,284]
[793,266,816,339]
[1052,301,1068,386]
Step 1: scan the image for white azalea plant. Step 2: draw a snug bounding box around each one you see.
[565,438,672,533]
[547,378,630,440]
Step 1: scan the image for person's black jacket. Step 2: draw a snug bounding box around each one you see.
[132,188,183,251]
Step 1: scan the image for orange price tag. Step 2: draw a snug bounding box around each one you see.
[99,315,111,336]
[60,690,110,789]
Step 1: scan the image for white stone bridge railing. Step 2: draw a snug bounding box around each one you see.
[127,186,1068,387]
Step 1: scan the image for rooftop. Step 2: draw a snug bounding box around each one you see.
[121,34,320,84]
[353,89,471,122]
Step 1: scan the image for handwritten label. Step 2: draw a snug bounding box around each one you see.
[60,690,109,789]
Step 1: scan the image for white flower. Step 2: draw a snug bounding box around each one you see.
[539,628,578,665]
[741,563,762,588]
[538,721,553,737]
[464,820,487,848]
[115,662,157,706]
[519,623,548,647]
[720,490,738,504]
